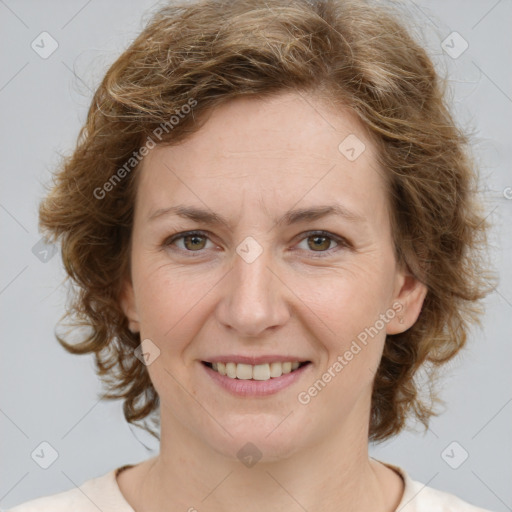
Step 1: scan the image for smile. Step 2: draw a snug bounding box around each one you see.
[203,361,309,381]
[201,360,312,397]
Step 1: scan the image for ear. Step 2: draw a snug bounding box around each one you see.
[386,266,427,335]
[119,277,141,334]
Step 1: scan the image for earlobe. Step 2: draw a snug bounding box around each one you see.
[386,271,427,335]
[119,279,141,333]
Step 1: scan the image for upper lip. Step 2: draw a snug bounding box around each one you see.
[202,355,311,365]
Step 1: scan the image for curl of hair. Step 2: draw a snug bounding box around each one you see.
[39,0,495,442]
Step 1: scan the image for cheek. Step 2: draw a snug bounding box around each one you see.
[293,259,394,374]
[297,273,391,409]
[137,272,176,328]
[132,257,220,344]
[299,261,392,332]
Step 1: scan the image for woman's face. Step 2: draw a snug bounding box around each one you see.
[121,91,426,461]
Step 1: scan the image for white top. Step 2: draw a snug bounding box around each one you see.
[4,460,495,512]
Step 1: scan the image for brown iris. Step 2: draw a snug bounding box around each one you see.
[183,234,207,251]
[307,235,331,252]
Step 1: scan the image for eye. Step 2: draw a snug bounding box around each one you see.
[164,230,214,253]
[295,231,349,257]
[163,230,350,257]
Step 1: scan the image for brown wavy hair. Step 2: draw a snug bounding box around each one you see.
[39,0,494,443]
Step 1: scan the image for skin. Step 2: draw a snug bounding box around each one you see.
[119,91,427,512]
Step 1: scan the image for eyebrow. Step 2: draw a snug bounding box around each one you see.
[148,204,365,228]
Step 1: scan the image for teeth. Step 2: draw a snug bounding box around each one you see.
[253,364,271,381]
[236,363,253,380]
[282,362,292,374]
[269,362,282,378]
[208,361,305,381]
[226,362,237,378]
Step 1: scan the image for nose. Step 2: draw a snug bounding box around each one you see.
[215,242,290,338]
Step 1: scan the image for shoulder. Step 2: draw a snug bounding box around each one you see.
[381,460,496,512]
[401,479,494,511]
[3,466,133,512]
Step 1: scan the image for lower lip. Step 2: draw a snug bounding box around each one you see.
[201,362,312,397]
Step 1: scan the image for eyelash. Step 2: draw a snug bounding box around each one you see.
[163,230,351,258]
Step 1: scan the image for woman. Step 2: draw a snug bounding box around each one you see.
[7,0,496,510]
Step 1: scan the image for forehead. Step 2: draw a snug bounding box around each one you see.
[135,91,388,224]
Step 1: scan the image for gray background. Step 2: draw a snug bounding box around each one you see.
[0,0,511,510]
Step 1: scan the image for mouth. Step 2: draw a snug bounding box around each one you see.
[201,360,311,381]
[201,359,312,397]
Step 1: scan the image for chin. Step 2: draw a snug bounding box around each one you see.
[204,414,308,464]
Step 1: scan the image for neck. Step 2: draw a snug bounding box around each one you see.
[132,404,403,512]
